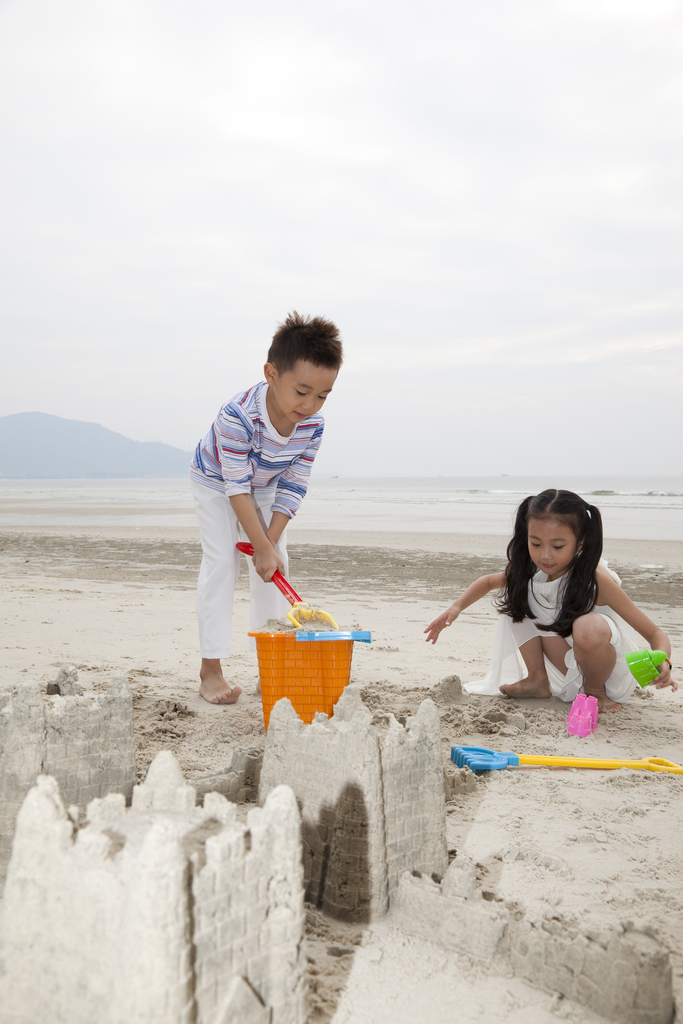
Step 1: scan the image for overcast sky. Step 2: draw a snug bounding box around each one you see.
[1,0,681,476]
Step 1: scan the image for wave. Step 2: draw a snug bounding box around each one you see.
[588,490,683,498]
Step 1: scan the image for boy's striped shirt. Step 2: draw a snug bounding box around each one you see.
[190,381,324,518]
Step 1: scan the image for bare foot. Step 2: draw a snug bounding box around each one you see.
[596,695,621,713]
[199,678,242,704]
[500,675,552,699]
[199,660,242,705]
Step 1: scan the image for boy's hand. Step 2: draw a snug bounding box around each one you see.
[253,543,284,583]
[228,495,285,582]
[424,606,460,644]
[652,660,677,692]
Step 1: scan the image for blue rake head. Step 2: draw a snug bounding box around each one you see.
[295,630,372,643]
[451,745,521,772]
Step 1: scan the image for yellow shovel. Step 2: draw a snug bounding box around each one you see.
[451,746,683,775]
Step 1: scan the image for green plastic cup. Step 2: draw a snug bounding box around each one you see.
[625,649,669,687]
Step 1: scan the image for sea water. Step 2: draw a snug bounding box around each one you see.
[1,476,682,541]
[296,476,683,541]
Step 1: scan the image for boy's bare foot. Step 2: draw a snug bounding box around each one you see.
[499,675,552,699]
[199,659,242,705]
[595,695,621,713]
[200,680,242,705]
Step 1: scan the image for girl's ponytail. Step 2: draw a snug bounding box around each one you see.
[580,504,603,571]
[497,496,537,623]
[497,489,603,636]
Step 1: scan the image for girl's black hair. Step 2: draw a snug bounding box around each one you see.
[496,489,603,638]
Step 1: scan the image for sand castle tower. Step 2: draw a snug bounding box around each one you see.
[260,684,448,921]
[0,752,306,1024]
[0,671,135,886]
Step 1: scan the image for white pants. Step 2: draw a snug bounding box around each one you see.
[191,479,289,659]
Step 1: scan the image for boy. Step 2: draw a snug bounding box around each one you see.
[190,311,343,704]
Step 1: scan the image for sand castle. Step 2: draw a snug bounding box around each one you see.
[392,863,674,1024]
[0,682,450,1023]
[0,751,306,1024]
[0,668,135,884]
[260,684,448,920]
[0,669,676,1024]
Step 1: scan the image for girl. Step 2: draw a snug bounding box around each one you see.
[424,489,676,712]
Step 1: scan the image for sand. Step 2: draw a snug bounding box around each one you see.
[1,520,682,1023]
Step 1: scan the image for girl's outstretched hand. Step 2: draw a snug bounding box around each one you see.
[652,660,677,692]
[424,605,460,644]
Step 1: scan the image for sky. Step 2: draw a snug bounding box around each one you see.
[1,0,682,477]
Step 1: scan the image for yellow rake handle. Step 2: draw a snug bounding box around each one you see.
[518,754,683,775]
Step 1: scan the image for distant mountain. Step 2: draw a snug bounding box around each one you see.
[0,412,193,479]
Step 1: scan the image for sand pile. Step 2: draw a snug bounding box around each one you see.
[254,617,354,633]
[255,618,298,633]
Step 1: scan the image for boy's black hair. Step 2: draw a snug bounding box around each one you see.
[268,311,343,373]
[496,488,603,638]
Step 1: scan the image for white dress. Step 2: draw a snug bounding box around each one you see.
[463,562,641,703]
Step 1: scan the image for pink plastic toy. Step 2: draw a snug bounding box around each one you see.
[567,694,598,737]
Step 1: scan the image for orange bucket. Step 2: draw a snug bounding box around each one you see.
[249,632,354,729]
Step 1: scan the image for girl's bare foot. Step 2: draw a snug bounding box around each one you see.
[199,659,242,705]
[500,675,552,699]
[595,695,621,713]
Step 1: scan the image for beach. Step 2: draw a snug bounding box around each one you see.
[1,498,682,1022]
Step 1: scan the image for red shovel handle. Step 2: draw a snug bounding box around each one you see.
[236,542,302,605]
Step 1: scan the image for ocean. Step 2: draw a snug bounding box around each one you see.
[1,476,682,541]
